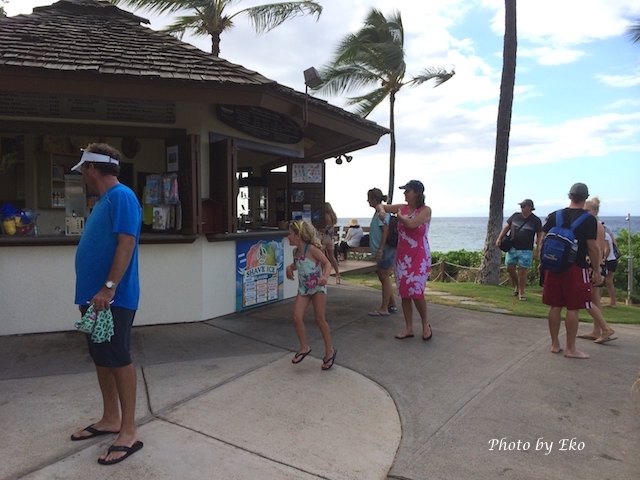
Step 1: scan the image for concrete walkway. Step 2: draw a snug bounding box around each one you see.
[1,281,639,480]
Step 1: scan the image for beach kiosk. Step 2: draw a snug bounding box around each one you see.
[0,0,388,336]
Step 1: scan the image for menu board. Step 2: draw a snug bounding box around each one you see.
[292,163,322,183]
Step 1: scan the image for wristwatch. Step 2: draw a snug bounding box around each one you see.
[105,280,116,289]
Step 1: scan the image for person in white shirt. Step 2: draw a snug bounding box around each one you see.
[338,218,364,261]
[603,224,619,308]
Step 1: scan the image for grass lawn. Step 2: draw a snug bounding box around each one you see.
[342,273,640,325]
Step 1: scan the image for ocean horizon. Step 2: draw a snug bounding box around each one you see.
[338,216,639,253]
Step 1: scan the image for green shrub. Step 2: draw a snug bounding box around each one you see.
[432,229,640,302]
[612,230,640,301]
[431,250,483,280]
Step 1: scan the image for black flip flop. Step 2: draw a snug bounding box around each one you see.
[292,349,312,364]
[322,348,337,370]
[98,441,144,465]
[71,424,119,441]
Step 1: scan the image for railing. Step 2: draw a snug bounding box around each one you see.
[430,260,514,285]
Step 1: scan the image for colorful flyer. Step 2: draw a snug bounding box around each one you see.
[236,238,284,311]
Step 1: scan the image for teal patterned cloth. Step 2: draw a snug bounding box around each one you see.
[74,304,114,343]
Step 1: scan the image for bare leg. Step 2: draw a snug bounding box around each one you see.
[548,306,563,354]
[311,292,333,360]
[507,264,518,293]
[591,287,616,342]
[413,297,430,338]
[329,254,340,283]
[517,267,528,299]
[98,364,140,462]
[584,287,616,341]
[604,270,616,307]
[585,306,604,336]
[564,309,589,359]
[72,366,121,439]
[396,297,414,338]
[291,294,312,355]
[377,267,395,312]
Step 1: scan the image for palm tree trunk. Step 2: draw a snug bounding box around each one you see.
[388,91,396,203]
[478,0,517,285]
[211,31,222,56]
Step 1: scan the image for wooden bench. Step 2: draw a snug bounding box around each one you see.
[335,225,372,259]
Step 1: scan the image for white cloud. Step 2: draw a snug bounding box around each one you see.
[519,46,587,65]
[492,0,639,44]
[597,72,640,87]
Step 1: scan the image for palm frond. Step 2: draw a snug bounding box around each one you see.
[109,1,320,56]
[334,36,404,76]
[629,21,640,44]
[316,64,382,96]
[163,14,206,37]
[107,0,199,16]
[240,1,322,34]
[408,67,455,88]
[346,88,390,118]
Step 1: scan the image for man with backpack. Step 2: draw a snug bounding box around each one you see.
[540,182,603,359]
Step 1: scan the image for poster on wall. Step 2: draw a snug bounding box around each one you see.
[236,238,284,311]
[166,145,179,172]
[291,189,304,202]
[292,163,322,183]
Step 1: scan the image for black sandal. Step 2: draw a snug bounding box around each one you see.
[292,349,312,364]
[322,348,337,370]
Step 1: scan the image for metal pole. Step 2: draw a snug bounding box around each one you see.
[627,213,632,305]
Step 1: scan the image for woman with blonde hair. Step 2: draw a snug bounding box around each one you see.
[286,221,337,370]
[577,197,617,344]
[322,202,340,284]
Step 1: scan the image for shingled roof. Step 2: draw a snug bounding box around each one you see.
[0,0,388,157]
[0,0,275,85]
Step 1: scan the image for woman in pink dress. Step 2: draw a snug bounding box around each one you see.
[377,180,432,340]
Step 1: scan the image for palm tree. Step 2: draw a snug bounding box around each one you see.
[477,0,517,285]
[108,0,322,57]
[314,8,454,203]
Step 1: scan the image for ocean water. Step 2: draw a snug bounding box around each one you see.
[338,216,639,253]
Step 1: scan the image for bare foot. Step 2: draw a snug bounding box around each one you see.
[395,331,414,339]
[564,349,590,359]
[550,345,563,354]
[595,329,617,344]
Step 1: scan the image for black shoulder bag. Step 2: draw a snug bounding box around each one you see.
[499,215,531,252]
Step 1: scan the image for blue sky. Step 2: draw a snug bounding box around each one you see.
[6,0,640,218]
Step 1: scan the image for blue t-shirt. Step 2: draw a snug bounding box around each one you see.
[369,212,390,254]
[75,183,142,309]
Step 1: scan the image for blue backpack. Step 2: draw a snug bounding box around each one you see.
[540,210,591,272]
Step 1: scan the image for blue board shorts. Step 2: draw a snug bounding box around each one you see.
[506,249,533,268]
